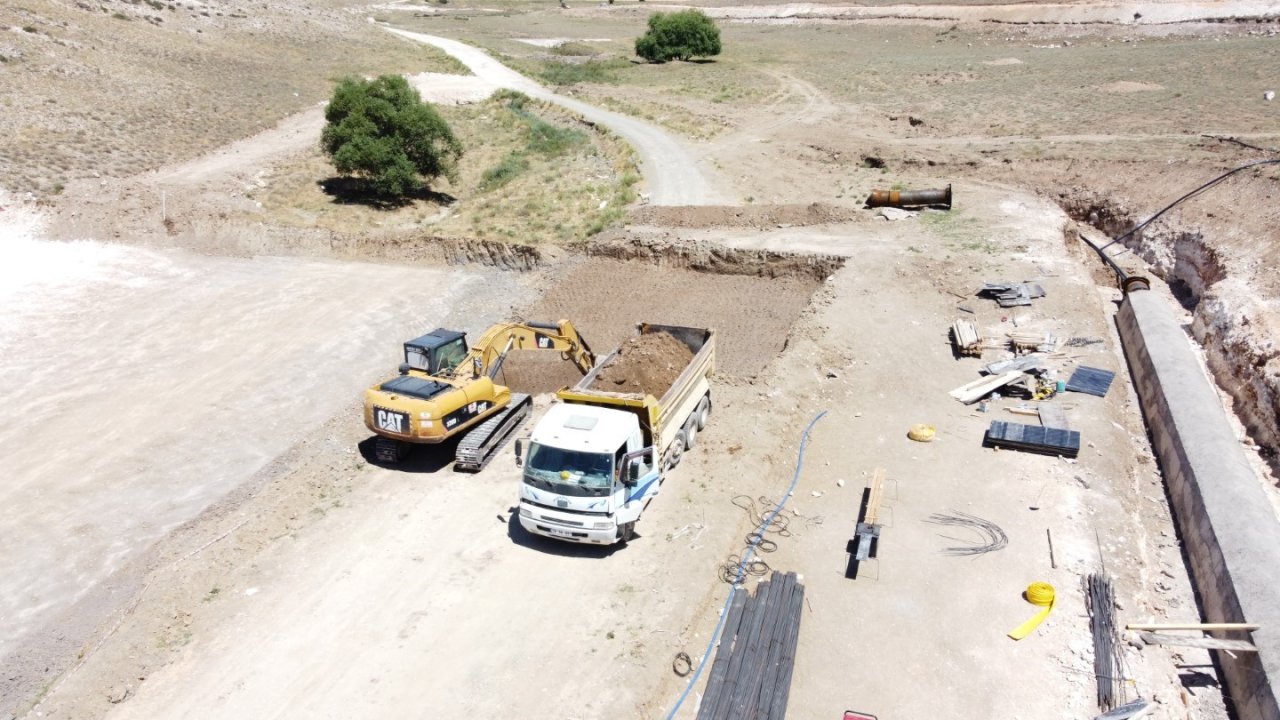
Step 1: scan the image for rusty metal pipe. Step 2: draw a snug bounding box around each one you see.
[866,184,952,209]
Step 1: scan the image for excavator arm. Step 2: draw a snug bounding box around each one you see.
[460,319,596,380]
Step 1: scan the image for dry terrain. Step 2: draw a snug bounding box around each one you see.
[2,1,1279,719]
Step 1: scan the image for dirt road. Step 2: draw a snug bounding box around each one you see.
[385,28,727,206]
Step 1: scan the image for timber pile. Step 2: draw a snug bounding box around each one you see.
[1008,330,1059,353]
[951,319,982,356]
[697,572,805,720]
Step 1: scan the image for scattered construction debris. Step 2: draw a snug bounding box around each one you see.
[983,420,1081,457]
[924,511,1007,556]
[980,281,1046,308]
[951,318,983,356]
[1007,329,1059,353]
[1066,366,1117,397]
[950,370,1024,404]
[697,571,805,720]
[983,356,1043,375]
[1086,573,1123,710]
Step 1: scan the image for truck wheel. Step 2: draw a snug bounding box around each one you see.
[683,417,698,450]
[667,432,686,469]
[696,395,711,430]
[619,521,636,544]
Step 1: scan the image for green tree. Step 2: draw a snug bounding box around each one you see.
[320,75,463,197]
[634,10,721,63]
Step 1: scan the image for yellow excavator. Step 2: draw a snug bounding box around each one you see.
[364,320,595,469]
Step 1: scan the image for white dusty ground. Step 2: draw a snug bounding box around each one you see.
[0,192,529,657]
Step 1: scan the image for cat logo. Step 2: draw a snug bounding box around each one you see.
[537,335,552,349]
[375,409,406,433]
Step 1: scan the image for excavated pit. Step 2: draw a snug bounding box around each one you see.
[494,244,844,395]
[1059,192,1280,477]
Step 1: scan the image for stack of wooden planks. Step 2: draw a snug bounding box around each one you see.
[951,318,983,356]
[697,572,805,720]
[1008,330,1059,353]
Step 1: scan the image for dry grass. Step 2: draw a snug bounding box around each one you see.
[401,11,1280,145]
[0,0,466,196]
[255,91,639,244]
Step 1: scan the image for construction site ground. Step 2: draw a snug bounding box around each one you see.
[3,1,1278,718]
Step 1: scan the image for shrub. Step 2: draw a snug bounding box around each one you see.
[320,75,462,198]
[635,10,721,63]
[480,153,530,191]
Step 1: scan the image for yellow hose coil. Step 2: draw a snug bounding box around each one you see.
[907,424,936,442]
[1008,582,1055,640]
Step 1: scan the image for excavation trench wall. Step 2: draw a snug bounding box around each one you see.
[1061,197,1280,479]
[1117,288,1280,720]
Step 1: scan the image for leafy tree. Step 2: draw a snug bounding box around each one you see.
[320,75,463,197]
[634,10,721,63]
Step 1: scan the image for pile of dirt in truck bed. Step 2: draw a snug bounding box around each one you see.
[589,331,694,397]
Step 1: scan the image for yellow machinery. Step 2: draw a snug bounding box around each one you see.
[364,320,595,469]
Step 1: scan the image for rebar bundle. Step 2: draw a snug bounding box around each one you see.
[697,571,805,720]
[1086,572,1124,709]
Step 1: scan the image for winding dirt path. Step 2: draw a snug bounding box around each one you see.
[386,28,726,206]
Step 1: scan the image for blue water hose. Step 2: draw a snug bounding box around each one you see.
[664,409,827,720]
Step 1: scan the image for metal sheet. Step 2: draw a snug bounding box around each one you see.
[1066,366,1117,397]
[984,420,1081,458]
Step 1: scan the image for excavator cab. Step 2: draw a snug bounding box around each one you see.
[403,329,469,375]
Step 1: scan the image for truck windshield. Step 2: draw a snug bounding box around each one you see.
[524,443,613,497]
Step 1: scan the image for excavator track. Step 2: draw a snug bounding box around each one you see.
[454,393,532,472]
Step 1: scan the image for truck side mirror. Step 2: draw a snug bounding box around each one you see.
[624,462,639,486]
[514,439,523,467]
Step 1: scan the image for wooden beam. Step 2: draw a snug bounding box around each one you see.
[1126,622,1259,632]
[949,370,1024,404]
[1139,632,1257,652]
[864,468,885,526]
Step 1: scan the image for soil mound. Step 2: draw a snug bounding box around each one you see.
[590,331,694,397]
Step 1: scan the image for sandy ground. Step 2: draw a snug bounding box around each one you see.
[12,188,1223,720]
[4,7,1267,720]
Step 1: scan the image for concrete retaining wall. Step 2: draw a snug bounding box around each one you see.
[1118,289,1280,720]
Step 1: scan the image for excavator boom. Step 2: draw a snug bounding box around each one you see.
[463,319,596,380]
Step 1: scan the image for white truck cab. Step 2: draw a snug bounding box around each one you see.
[516,403,660,544]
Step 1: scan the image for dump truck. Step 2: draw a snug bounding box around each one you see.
[364,320,594,470]
[515,323,714,544]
